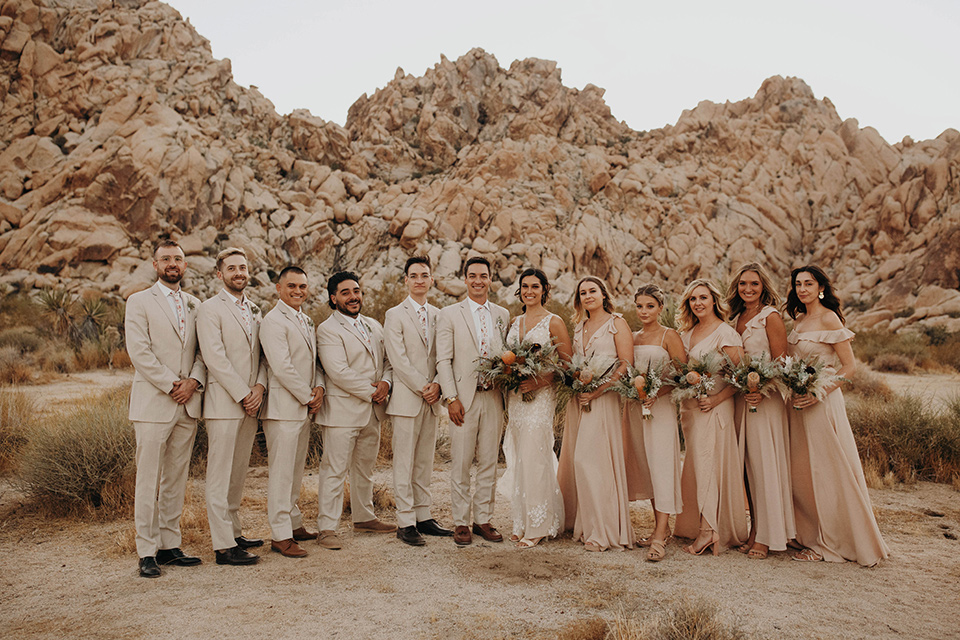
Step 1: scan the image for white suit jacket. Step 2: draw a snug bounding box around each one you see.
[125,281,205,423]
[384,299,440,418]
[316,311,393,427]
[197,289,268,420]
[259,302,324,422]
[436,298,508,413]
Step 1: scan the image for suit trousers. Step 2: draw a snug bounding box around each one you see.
[316,415,380,531]
[450,389,503,526]
[205,415,258,550]
[133,405,198,558]
[392,404,438,528]
[263,418,311,540]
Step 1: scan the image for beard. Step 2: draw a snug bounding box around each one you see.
[159,269,183,285]
[224,276,247,294]
[335,301,362,318]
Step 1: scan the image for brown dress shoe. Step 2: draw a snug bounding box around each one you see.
[453,525,472,546]
[292,526,319,541]
[317,530,342,550]
[353,519,397,533]
[271,538,307,558]
[472,523,504,542]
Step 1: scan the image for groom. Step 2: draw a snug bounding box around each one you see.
[436,256,509,546]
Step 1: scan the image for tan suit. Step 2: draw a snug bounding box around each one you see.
[259,300,324,541]
[125,281,206,558]
[197,289,268,551]
[436,298,509,526]
[315,311,393,530]
[384,298,441,528]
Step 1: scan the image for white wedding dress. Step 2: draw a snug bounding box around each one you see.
[501,314,564,540]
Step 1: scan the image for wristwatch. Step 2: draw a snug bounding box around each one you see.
[444,395,459,406]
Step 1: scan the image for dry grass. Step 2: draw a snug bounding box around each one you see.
[845,366,894,401]
[0,387,36,471]
[871,352,914,373]
[378,418,394,464]
[556,617,608,640]
[16,388,135,517]
[638,596,748,640]
[341,481,396,517]
[0,345,35,384]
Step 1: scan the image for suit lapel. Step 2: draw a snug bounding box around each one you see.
[219,290,252,345]
[402,299,427,347]
[280,304,313,353]
[151,282,183,344]
[338,312,375,359]
[458,300,480,351]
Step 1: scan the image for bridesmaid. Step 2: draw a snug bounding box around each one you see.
[786,266,889,566]
[502,268,572,548]
[557,276,635,551]
[726,263,796,560]
[623,284,686,562]
[674,279,748,555]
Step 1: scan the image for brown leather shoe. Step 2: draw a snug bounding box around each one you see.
[453,525,472,546]
[292,526,319,541]
[353,519,397,533]
[317,530,342,550]
[472,523,504,542]
[271,538,307,558]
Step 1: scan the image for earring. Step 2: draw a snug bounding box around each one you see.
[818,291,824,299]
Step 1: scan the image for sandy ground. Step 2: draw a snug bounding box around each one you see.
[2,370,960,639]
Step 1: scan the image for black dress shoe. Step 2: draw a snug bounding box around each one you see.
[235,536,264,549]
[417,519,454,537]
[216,546,260,565]
[156,547,202,566]
[397,526,426,547]
[139,556,161,578]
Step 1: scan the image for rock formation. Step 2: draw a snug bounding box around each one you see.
[1,0,958,332]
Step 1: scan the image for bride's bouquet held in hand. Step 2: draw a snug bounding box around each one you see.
[722,352,786,413]
[779,355,843,411]
[475,337,561,402]
[670,351,721,404]
[612,360,672,419]
[563,354,620,412]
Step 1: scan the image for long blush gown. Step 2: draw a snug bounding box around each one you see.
[788,327,890,566]
[501,315,563,541]
[735,306,796,551]
[623,332,683,515]
[675,322,748,551]
[557,315,634,550]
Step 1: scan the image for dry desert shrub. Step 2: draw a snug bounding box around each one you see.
[378,417,393,464]
[0,326,42,352]
[17,388,135,516]
[844,366,894,401]
[0,387,36,471]
[853,330,931,369]
[849,392,960,484]
[555,617,608,640]
[637,596,748,640]
[341,481,396,516]
[0,345,34,384]
[871,353,914,373]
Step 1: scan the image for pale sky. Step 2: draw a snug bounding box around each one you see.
[168,0,959,144]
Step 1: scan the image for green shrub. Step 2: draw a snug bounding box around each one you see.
[17,388,135,513]
[853,330,930,367]
[0,388,36,471]
[849,392,960,484]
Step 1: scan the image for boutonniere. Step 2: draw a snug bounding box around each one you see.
[187,299,196,313]
[362,320,373,334]
[307,316,314,327]
[250,302,261,317]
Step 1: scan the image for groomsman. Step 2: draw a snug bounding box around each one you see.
[125,239,205,578]
[384,257,453,546]
[259,266,324,558]
[315,272,395,550]
[436,256,509,546]
[196,247,266,566]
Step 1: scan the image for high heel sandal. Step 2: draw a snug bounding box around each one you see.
[516,537,542,549]
[646,538,667,562]
[683,528,719,556]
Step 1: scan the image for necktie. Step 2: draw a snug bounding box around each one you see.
[296,312,308,333]
[417,306,428,341]
[172,291,185,339]
[355,319,371,347]
[237,298,252,340]
[477,306,490,357]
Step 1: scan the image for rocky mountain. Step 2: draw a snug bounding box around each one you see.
[1,0,958,332]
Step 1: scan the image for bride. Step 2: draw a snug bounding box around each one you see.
[502,268,572,548]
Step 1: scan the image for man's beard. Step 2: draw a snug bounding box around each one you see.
[224,276,247,294]
[159,269,183,285]
[336,301,361,318]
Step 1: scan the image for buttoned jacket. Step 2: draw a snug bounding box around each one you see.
[436,298,508,413]
[259,301,324,421]
[384,298,440,418]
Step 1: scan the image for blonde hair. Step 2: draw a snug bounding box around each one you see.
[677,279,728,333]
[573,276,615,324]
[216,247,247,272]
[725,262,782,319]
[634,283,665,307]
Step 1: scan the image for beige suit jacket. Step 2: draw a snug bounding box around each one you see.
[316,311,393,427]
[197,289,268,420]
[125,281,206,423]
[259,301,324,422]
[436,298,509,413]
[384,299,440,418]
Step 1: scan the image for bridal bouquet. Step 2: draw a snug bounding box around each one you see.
[475,337,561,402]
[670,352,721,404]
[722,352,786,413]
[563,354,620,412]
[779,355,843,411]
[612,360,673,419]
